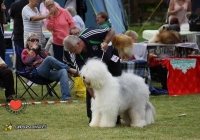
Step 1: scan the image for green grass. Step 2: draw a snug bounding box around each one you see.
[128,24,162,42]
[0,72,200,140]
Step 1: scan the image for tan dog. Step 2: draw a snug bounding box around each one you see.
[148,31,181,44]
[112,34,133,61]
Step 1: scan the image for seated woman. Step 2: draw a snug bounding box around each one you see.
[21,32,78,101]
[168,0,191,26]
[0,57,16,101]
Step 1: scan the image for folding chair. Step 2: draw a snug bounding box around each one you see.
[15,46,60,100]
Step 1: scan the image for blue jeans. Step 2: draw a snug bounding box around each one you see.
[37,56,71,100]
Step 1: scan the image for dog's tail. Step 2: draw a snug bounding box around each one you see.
[145,101,155,125]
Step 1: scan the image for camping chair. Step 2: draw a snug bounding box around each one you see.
[15,45,60,100]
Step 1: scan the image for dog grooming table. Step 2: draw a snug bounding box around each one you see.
[142,30,200,45]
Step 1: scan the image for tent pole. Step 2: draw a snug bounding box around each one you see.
[89,0,97,15]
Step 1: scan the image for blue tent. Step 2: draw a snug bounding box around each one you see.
[85,0,127,34]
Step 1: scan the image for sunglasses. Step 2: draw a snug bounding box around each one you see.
[29,38,39,42]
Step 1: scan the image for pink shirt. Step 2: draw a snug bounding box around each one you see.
[46,7,75,46]
[39,2,60,30]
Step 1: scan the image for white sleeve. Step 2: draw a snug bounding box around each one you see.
[22,6,36,21]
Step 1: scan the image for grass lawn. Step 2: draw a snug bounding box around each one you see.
[128,24,162,42]
[0,74,200,140]
[1,25,200,139]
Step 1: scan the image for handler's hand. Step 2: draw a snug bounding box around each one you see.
[0,63,8,69]
[32,42,39,49]
[178,6,184,12]
[100,42,108,52]
[87,88,95,99]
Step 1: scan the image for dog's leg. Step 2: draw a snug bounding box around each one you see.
[99,111,117,127]
[130,106,147,128]
[121,110,131,126]
[89,110,101,127]
[145,101,155,125]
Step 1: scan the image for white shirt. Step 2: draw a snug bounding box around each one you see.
[22,5,46,47]
[73,15,85,31]
[133,43,147,61]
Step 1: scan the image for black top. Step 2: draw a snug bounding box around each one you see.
[0,11,3,24]
[9,0,29,35]
[76,27,122,77]
[0,0,4,24]
[167,24,180,32]
[0,0,5,37]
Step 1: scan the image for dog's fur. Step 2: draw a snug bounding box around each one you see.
[148,30,181,44]
[112,34,133,61]
[80,59,155,128]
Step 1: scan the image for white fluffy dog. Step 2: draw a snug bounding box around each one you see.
[80,59,155,128]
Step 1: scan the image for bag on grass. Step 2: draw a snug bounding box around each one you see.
[74,76,86,98]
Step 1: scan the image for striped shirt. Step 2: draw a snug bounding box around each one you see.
[22,5,46,47]
[75,27,122,76]
[76,27,111,68]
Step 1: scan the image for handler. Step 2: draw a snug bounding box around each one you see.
[63,27,122,123]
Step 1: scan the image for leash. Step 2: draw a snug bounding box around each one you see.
[101,42,106,61]
[101,51,105,61]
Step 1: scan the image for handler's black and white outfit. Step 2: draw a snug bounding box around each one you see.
[74,27,122,123]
